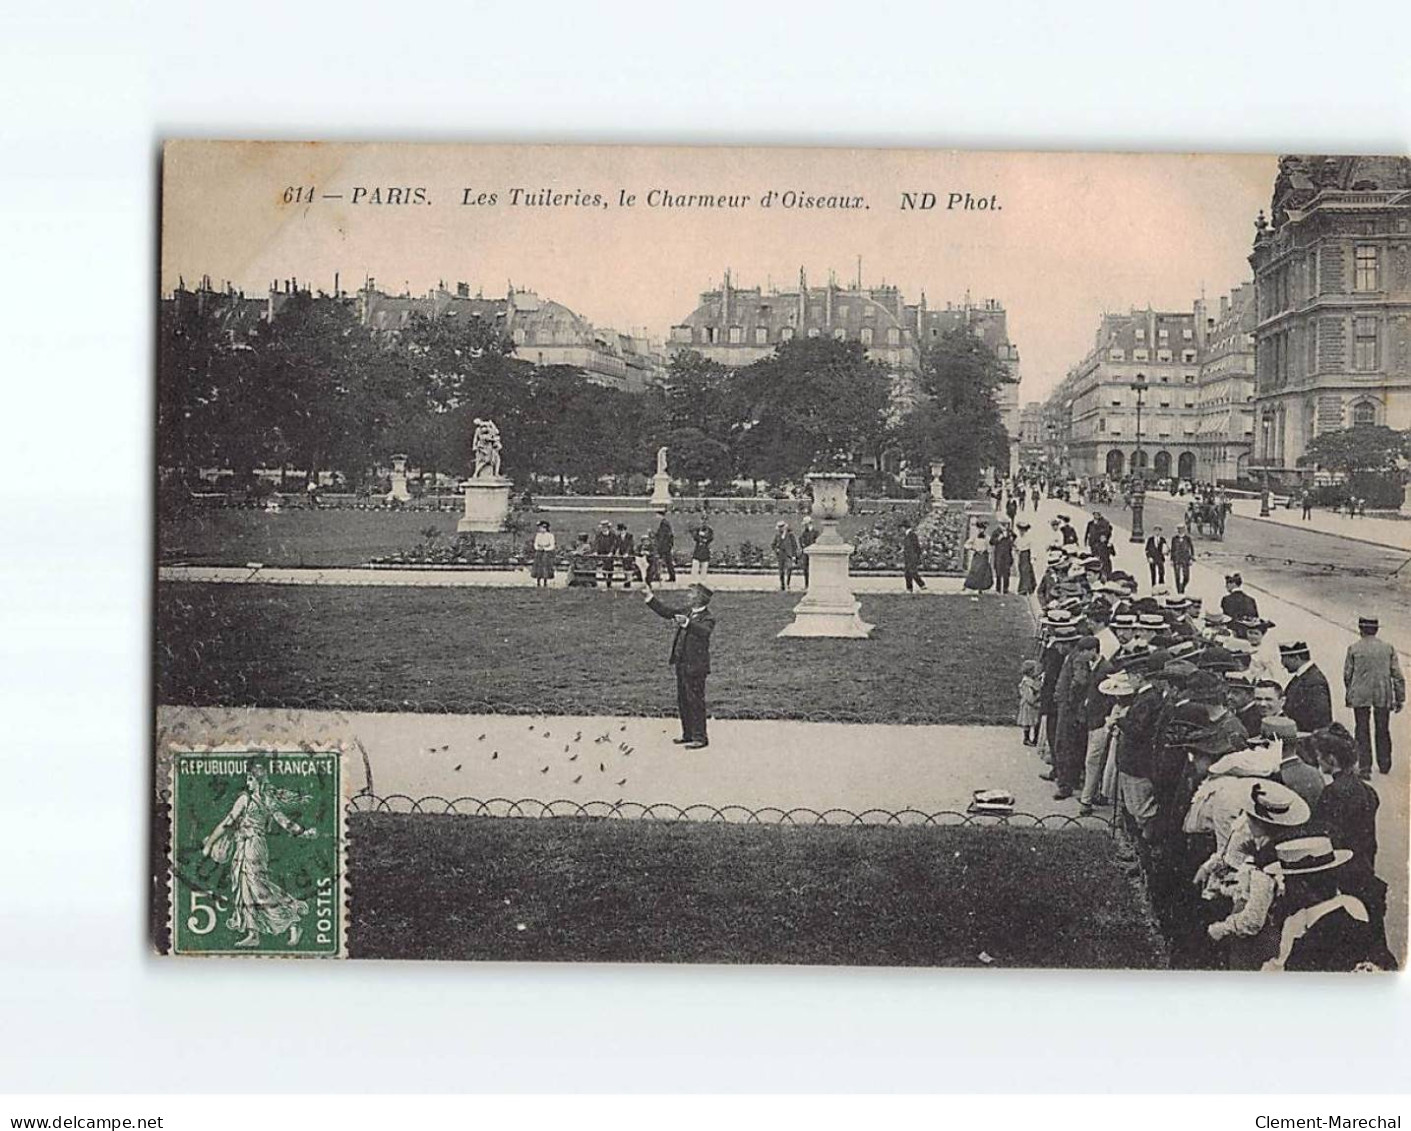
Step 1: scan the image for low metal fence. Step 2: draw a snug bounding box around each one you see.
[348,793,1114,832]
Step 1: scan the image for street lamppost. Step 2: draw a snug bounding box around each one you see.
[1260,415,1272,517]
[1129,373,1148,542]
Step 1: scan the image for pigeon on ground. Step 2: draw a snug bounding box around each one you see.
[540,766,549,774]
[453,764,462,772]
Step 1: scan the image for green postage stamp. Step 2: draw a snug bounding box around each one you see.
[169,749,344,957]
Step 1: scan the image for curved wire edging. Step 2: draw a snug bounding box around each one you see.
[346,793,1113,832]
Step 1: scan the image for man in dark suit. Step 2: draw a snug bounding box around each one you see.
[1280,640,1333,733]
[1221,573,1259,634]
[901,521,926,592]
[653,511,676,582]
[643,578,716,749]
[1144,527,1167,588]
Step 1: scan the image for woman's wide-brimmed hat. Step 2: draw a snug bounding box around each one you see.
[1245,780,1311,827]
[1267,835,1353,875]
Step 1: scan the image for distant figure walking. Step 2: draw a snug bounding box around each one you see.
[772,521,800,591]
[1344,614,1405,777]
[963,520,995,597]
[991,521,1014,594]
[690,517,714,579]
[1015,520,1037,595]
[1302,491,1313,520]
[653,511,676,583]
[901,521,926,593]
[799,518,818,587]
[1145,527,1167,588]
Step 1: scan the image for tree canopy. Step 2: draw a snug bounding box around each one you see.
[1301,424,1410,475]
[894,328,1012,497]
[159,294,1010,495]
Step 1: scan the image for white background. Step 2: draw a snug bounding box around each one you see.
[2,0,1409,1096]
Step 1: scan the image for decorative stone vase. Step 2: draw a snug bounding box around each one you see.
[778,471,873,639]
[388,453,412,502]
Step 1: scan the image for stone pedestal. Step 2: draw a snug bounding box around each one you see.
[388,454,412,502]
[778,472,873,639]
[457,476,512,533]
[650,471,673,507]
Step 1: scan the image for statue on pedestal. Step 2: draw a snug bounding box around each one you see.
[656,446,669,476]
[472,418,503,479]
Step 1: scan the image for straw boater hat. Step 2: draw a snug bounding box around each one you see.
[1098,671,1141,698]
[1359,614,1379,631]
[1267,835,1352,875]
[1278,640,1311,661]
[1016,520,1031,530]
[1245,780,1310,826]
[1203,611,1230,626]
[1138,613,1166,630]
[1111,612,1139,629]
[1048,624,1080,642]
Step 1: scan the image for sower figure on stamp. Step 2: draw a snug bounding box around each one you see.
[200,762,317,949]
[643,577,715,749]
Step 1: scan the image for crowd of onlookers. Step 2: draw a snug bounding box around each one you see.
[1017,499,1404,971]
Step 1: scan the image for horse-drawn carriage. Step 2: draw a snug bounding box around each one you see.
[1186,499,1228,540]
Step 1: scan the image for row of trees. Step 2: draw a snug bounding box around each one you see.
[158,291,1011,497]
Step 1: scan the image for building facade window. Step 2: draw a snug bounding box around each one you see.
[1354,316,1379,370]
[729,326,743,344]
[1134,348,1149,361]
[780,326,794,341]
[833,327,846,341]
[1354,245,1380,291]
[887,327,900,345]
[1353,401,1377,427]
[860,327,873,345]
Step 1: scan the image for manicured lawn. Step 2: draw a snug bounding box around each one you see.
[159,507,468,568]
[158,507,893,568]
[156,585,1029,724]
[347,814,1165,967]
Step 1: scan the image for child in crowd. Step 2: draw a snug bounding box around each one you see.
[1017,659,1041,746]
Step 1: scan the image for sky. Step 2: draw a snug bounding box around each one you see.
[162,142,1279,403]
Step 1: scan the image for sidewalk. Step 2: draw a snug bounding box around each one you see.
[155,704,1093,824]
[157,563,969,594]
[1153,490,1411,553]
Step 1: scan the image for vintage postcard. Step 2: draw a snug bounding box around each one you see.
[155,141,1409,969]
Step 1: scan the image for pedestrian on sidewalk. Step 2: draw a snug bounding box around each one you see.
[991,520,1014,594]
[901,520,926,593]
[1343,614,1405,777]
[1145,526,1168,588]
[1015,520,1037,595]
[642,578,715,750]
[531,520,556,588]
[963,520,995,596]
[1170,525,1195,594]
[772,521,800,591]
[689,515,714,579]
[1301,490,1313,520]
